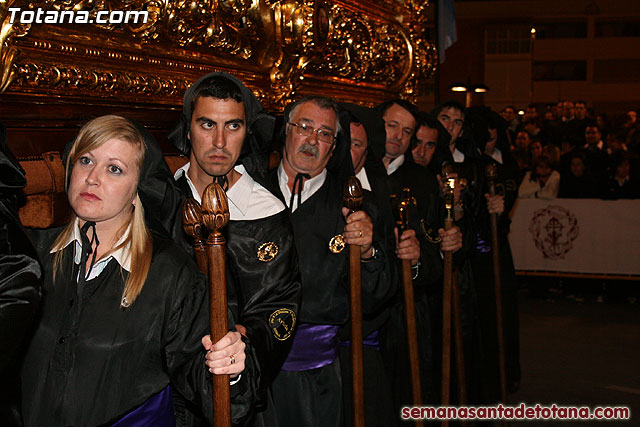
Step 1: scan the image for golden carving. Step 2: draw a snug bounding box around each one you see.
[397,0,438,103]
[1,0,438,109]
[1,0,31,92]
[13,61,191,98]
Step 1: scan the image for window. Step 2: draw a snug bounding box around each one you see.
[486,26,531,54]
[533,61,587,81]
[533,22,587,39]
[595,20,640,37]
[593,60,640,82]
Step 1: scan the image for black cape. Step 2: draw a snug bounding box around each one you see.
[0,124,42,426]
[22,228,257,426]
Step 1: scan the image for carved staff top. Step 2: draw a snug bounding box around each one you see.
[485,163,498,196]
[442,163,456,222]
[182,198,205,241]
[201,182,230,243]
[344,176,364,214]
[390,187,415,234]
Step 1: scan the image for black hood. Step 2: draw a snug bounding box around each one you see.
[0,123,27,193]
[427,119,454,176]
[465,106,510,153]
[168,71,275,182]
[62,118,180,236]
[338,102,386,168]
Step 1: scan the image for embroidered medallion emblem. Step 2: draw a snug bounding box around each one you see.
[329,234,346,253]
[269,308,296,341]
[257,242,278,262]
[421,219,442,244]
[528,205,579,259]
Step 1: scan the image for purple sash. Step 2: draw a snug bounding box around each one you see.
[476,233,491,253]
[112,385,175,427]
[340,330,381,351]
[281,323,340,371]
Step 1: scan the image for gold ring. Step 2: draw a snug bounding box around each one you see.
[229,354,236,365]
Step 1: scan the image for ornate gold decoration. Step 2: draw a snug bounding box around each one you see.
[397,0,438,103]
[1,0,31,92]
[12,61,191,98]
[329,234,345,254]
[1,0,437,109]
[269,308,296,341]
[257,241,279,262]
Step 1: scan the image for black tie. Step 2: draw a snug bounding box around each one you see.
[214,175,229,191]
[77,221,99,304]
[289,172,310,212]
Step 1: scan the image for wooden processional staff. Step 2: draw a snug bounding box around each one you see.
[392,188,424,427]
[486,164,509,426]
[182,182,231,427]
[344,176,365,427]
[441,165,467,427]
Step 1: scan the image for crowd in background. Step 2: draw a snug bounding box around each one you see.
[498,101,640,199]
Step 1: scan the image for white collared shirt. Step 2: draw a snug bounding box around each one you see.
[584,141,604,151]
[277,162,327,213]
[453,148,465,163]
[355,167,372,191]
[51,217,132,281]
[488,148,503,164]
[175,163,285,221]
[386,154,405,176]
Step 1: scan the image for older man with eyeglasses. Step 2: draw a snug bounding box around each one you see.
[267,96,395,427]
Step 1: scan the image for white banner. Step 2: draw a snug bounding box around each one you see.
[508,199,640,276]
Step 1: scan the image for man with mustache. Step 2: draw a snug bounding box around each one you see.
[267,96,395,426]
[169,72,301,426]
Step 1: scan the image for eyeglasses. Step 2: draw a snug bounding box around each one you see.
[288,122,335,144]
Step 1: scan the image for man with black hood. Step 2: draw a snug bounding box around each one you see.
[466,107,521,399]
[433,100,507,405]
[339,103,397,426]
[375,99,470,417]
[412,113,443,170]
[265,96,394,427]
[168,72,301,426]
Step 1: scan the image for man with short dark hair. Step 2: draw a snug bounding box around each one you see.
[169,72,302,426]
[411,113,439,168]
[267,96,394,427]
[583,122,609,191]
[574,100,587,120]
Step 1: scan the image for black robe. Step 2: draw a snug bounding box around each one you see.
[168,71,301,426]
[471,153,522,402]
[380,159,476,415]
[0,138,42,426]
[174,173,301,387]
[22,228,256,427]
[267,168,395,427]
[431,140,486,405]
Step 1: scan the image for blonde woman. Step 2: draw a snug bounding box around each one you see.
[21,116,254,426]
